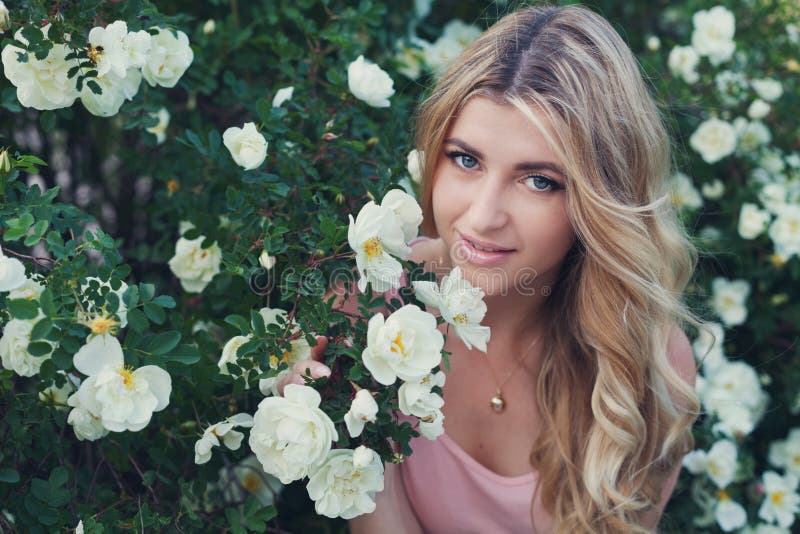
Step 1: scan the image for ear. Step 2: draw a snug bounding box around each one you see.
[667,325,697,389]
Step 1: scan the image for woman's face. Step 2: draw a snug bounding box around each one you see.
[431,96,577,296]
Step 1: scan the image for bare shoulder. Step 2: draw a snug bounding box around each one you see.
[407,237,447,272]
[667,325,697,388]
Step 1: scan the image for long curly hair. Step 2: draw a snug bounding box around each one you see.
[414,4,705,532]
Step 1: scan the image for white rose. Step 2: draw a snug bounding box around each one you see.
[8,275,45,301]
[710,277,750,326]
[344,389,379,438]
[759,183,787,215]
[734,119,771,154]
[769,205,800,260]
[715,497,748,532]
[0,2,8,34]
[752,78,783,102]
[347,201,409,293]
[667,46,700,84]
[362,304,444,385]
[218,335,252,375]
[682,440,738,488]
[66,403,109,442]
[1,26,80,110]
[691,6,736,65]
[39,372,78,408]
[758,471,800,528]
[759,150,785,175]
[419,407,445,440]
[738,203,771,239]
[223,122,268,170]
[769,428,800,478]
[79,68,142,117]
[0,318,52,377]
[146,107,170,144]
[141,27,194,88]
[272,86,294,108]
[0,246,26,291]
[748,99,771,120]
[413,266,491,352]
[194,413,254,464]
[715,70,748,107]
[669,172,703,211]
[701,360,768,437]
[258,250,276,270]
[249,384,338,484]
[87,20,130,79]
[167,233,222,293]
[702,179,725,199]
[690,118,737,164]
[347,55,395,108]
[394,40,425,80]
[380,189,423,242]
[71,334,172,433]
[407,149,423,184]
[306,447,384,519]
[398,371,445,419]
[123,29,152,69]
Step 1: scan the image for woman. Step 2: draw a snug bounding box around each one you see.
[282,4,703,532]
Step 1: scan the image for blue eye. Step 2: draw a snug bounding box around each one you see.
[523,174,560,192]
[446,151,479,170]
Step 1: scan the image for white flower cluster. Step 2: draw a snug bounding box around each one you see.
[683,440,746,531]
[348,189,421,293]
[394,19,482,79]
[1,21,192,116]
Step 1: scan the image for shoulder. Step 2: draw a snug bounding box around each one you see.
[666,325,697,388]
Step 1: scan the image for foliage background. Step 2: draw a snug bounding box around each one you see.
[0,0,798,532]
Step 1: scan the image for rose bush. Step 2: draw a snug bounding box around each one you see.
[0,1,798,533]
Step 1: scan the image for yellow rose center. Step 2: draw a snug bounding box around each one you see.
[269,350,291,369]
[390,332,406,356]
[89,315,119,336]
[118,366,135,389]
[242,473,261,493]
[717,489,729,501]
[771,491,785,505]
[363,237,382,258]
[166,179,180,193]
[88,45,104,65]
[453,313,467,324]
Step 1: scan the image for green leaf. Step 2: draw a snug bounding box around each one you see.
[30,318,54,340]
[0,468,19,483]
[49,466,69,487]
[147,331,181,356]
[7,298,39,319]
[224,314,250,335]
[251,309,267,337]
[152,294,176,308]
[123,284,139,308]
[127,308,148,332]
[27,341,52,357]
[143,302,166,324]
[39,288,56,317]
[166,344,201,365]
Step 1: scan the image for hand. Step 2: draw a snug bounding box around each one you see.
[275,335,331,396]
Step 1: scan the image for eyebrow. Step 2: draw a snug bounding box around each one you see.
[444,137,567,179]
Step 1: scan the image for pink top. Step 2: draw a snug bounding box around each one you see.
[393,236,553,533]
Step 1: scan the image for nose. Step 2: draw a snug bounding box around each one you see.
[464,172,510,233]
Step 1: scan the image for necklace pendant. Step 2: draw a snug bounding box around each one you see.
[490,392,505,413]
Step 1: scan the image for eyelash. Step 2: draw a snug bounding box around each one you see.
[444,150,562,193]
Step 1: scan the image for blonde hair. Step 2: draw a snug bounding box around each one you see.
[415,4,706,532]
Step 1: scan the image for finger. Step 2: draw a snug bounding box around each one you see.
[291,359,331,379]
[310,335,328,362]
[277,374,306,396]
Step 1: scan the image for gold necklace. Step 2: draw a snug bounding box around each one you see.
[484,333,542,413]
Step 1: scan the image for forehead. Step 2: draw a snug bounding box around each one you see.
[446,96,562,165]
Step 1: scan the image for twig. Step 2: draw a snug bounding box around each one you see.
[128,453,160,506]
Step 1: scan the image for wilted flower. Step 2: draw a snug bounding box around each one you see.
[362,304,444,385]
[223,122,268,170]
[249,384,337,484]
[413,266,491,352]
[70,334,172,433]
[306,446,384,519]
[194,413,254,464]
[347,55,395,108]
[344,389,379,438]
[141,27,194,88]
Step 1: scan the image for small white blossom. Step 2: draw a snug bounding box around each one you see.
[711,277,750,326]
[347,55,395,108]
[738,203,772,239]
[141,27,194,88]
[194,413,254,464]
[646,35,661,51]
[202,19,216,35]
[394,39,425,80]
[691,6,736,65]
[271,86,294,108]
[71,334,172,433]
[87,20,130,78]
[249,384,337,484]
[362,304,444,385]
[8,275,45,301]
[0,246,26,291]
[306,446,384,519]
[702,179,725,199]
[66,401,109,441]
[748,99,772,120]
[347,201,409,293]
[146,107,170,144]
[682,440,738,488]
[344,389,379,438]
[79,68,142,117]
[700,360,768,438]
[0,2,8,34]
[758,471,800,529]
[413,266,491,352]
[752,79,783,102]
[769,428,800,478]
[669,172,703,210]
[217,455,283,506]
[258,250,276,270]
[422,20,481,74]
[735,118,772,154]
[769,205,800,260]
[715,494,748,532]
[667,46,700,84]
[690,118,737,164]
[407,149,423,184]
[0,318,53,377]
[380,189,423,243]
[39,372,79,407]
[223,122,268,171]
[168,229,222,293]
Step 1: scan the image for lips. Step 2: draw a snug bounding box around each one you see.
[458,232,515,253]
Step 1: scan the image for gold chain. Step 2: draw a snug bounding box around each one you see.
[483,332,542,413]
